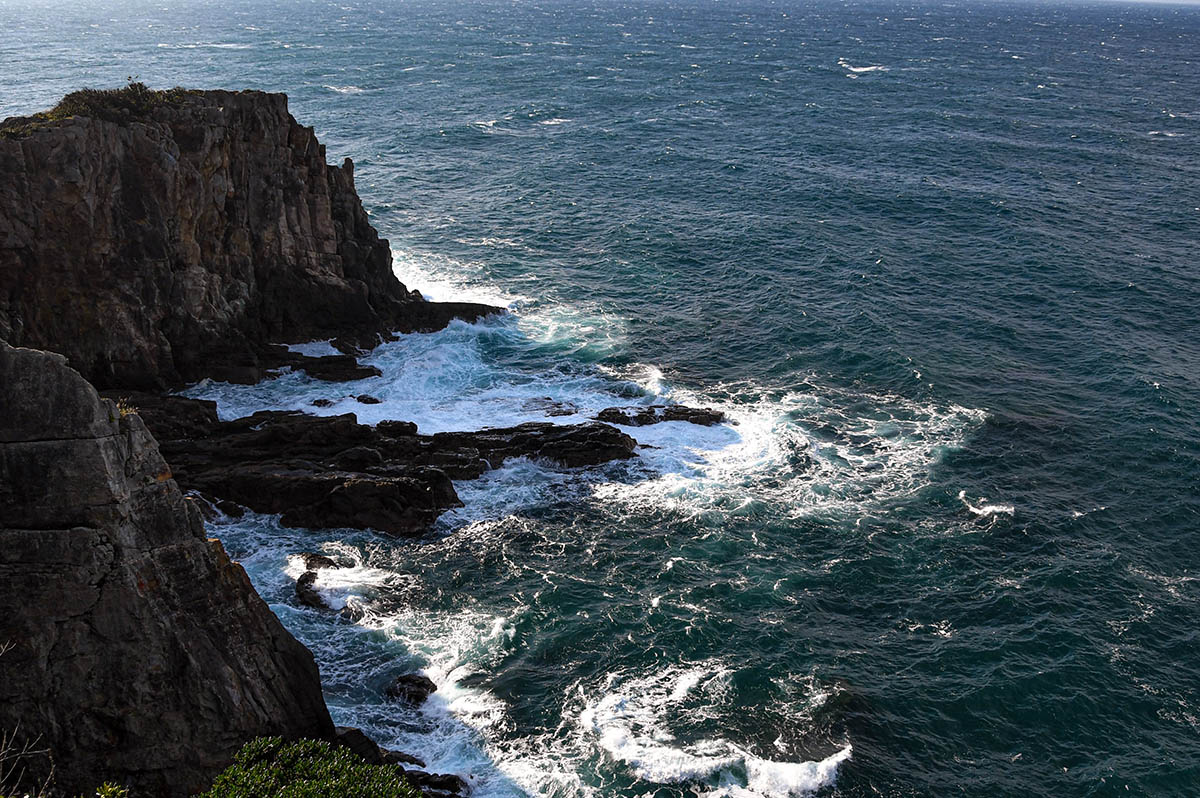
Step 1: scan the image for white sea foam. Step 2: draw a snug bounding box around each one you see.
[325,84,366,94]
[186,251,987,797]
[285,339,340,357]
[581,664,849,795]
[392,247,524,307]
[958,490,1015,518]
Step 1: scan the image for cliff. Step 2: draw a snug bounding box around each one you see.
[0,87,498,390]
[0,342,335,796]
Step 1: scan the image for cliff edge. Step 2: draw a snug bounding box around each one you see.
[0,342,335,796]
[0,86,499,389]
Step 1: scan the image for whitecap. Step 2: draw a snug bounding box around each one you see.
[958,490,1015,518]
[837,57,888,74]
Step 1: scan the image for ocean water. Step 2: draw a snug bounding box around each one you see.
[3,0,1200,795]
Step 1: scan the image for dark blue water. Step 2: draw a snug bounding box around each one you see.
[4,0,1200,795]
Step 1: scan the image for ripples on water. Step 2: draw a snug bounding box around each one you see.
[3,0,1199,795]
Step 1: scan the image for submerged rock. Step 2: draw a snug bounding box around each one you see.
[0,343,334,797]
[0,88,501,390]
[594,404,726,427]
[386,673,438,705]
[300,552,339,570]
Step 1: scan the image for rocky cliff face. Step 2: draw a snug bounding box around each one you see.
[0,89,497,389]
[0,342,335,796]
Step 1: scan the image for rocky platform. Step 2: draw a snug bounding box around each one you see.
[109,391,639,535]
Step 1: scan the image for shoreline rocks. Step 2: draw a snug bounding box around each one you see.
[112,392,639,535]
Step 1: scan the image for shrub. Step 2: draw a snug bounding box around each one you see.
[197,737,421,798]
[0,79,191,139]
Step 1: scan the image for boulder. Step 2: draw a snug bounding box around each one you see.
[300,552,338,571]
[295,571,328,609]
[385,673,438,706]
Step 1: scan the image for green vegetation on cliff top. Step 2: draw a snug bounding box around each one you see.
[0,81,191,139]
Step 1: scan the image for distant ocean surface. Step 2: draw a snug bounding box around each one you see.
[3,0,1199,795]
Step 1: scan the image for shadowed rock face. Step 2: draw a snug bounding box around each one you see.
[0,89,500,390]
[0,343,335,797]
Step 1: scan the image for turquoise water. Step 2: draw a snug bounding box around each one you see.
[3,0,1200,795]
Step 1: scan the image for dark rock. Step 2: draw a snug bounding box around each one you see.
[334,728,466,796]
[356,394,383,404]
[525,396,579,417]
[0,89,502,390]
[215,499,246,518]
[312,398,335,408]
[334,726,385,765]
[300,552,338,571]
[386,673,438,705]
[401,770,470,796]
[282,353,380,383]
[339,603,367,623]
[383,749,426,768]
[378,419,419,437]
[594,405,726,427]
[430,422,638,469]
[124,408,637,536]
[0,343,334,797]
[98,391,219,441]
[295,571,328,609]
[334,445,384,469]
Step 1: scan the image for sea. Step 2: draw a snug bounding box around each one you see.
[2,0,1199,795]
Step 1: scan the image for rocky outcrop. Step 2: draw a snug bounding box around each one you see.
[595,404,726,427]
[108,392,639,536]
[0,88,500,390]
[386,673,439,706]
[0,343,335,796]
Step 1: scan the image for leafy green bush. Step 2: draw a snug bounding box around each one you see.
[196,737,421,798]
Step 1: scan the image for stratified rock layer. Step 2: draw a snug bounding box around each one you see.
[0,89,499,389]
[0,343,335,797]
